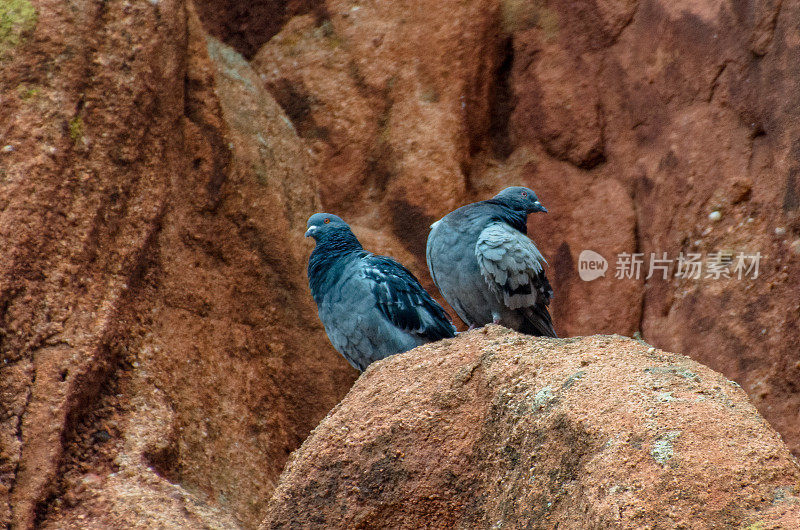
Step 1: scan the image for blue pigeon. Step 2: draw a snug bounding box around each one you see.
[306,213,456,371]
[426,186,557,337]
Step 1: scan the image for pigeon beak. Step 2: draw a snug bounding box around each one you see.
[534,202,548,213]
[304,226,317,237]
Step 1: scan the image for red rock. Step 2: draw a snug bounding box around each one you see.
[511,34,605,168]
[252,0,502,252]
[194,0,327,59]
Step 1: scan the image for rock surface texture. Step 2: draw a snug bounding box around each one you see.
[262,327,800,529]
[1,0,799,527]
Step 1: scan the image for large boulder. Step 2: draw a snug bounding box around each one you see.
[262,327,800,528]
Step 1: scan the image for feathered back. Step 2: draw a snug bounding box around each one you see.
[363,256,456,342]
[426,187,557,338]
[306,212,455,370]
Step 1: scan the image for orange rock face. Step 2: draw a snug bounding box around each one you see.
[262,327,800,528]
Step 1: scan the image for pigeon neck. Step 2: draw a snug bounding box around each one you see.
[313,228,364,255]
[308,229,364,300]
[484,201,528,234]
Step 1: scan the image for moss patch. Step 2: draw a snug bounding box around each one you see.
[68,116,84,145]
[16,84,39,99]
[0,0,38,57]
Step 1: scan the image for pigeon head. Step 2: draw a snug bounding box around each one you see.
[305,213,351,240]
[493,186,548,214]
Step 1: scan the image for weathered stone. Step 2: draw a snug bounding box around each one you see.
[262,327,800,529]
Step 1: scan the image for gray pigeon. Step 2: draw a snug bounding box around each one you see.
[426,186,557,337]
[306,213,456,371]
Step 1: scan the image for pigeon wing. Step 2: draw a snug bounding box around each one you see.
[361,255,456,342]
[475,222,556,336]
[315,272,381,372]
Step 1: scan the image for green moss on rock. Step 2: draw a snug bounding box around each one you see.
[17,84,39,99]
[68,116,84,145]
[0,0,37,57]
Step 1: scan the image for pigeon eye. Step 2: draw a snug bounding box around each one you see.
[324,218,330,224]
[521,191,528,198]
